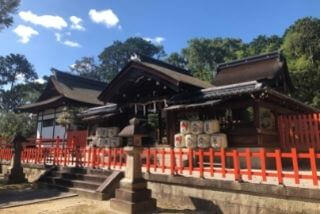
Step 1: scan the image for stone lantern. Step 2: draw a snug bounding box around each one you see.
[109,118,156,214]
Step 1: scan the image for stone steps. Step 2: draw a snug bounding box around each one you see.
[38,166,123,200]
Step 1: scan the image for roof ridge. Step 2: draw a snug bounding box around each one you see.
[52,69,107,86]
[217,51,281,72]
[133,53,192,76]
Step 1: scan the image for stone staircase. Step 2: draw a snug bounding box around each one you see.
[38,166,123,200]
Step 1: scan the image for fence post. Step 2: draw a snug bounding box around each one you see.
[260,148,267,182]
[291,148,300,184]
[309,148,318,186]
[246,148,252,180]
[188,148,193,175]
[233,149,240,181]
[170,148,175,175]
[178,148,183,174]
[221,148,226,178]
[161,149,165,173]
[146,148,151,173]
[275,149,283,184]
[199,149,204,178]
[209,148,214,177]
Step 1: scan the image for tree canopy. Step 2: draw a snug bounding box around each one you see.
[98,37,165,82]
[282,17,320,107]
[0,54,42,112]
[0,0,20,30]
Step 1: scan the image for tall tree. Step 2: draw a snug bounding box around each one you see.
[247,35,283,56]
[165,52,188,70]
[99,37,165,82]
[0,54,38,111]
[70,57,103,81]
[0,82,45,111]
[282,17,320,107]
[182,38,245,81]
[0,54,37,90]
[0,0,20,30]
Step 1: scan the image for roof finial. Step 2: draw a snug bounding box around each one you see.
[130,53,141,62]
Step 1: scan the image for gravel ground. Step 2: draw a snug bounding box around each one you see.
[0,195,208,214]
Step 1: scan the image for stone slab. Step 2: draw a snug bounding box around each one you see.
[109,198,156,214]
[115,188,151,203]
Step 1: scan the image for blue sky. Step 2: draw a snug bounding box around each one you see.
[0,0,319,81]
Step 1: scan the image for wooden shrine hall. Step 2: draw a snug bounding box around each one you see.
[81,51,319,149]
[18,69,106,140]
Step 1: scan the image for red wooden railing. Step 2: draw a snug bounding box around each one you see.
[141,147,320,187]
[20,147,126,170]
[0,148,12,161]
[1,144,319,188]
[278,114,320,151]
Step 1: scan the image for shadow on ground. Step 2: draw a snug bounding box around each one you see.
[0,179,75,208]
[157,197,223,214]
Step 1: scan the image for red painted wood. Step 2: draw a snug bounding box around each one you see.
[309,148,318,186]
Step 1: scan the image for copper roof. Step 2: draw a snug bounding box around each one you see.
[212,52,294,91]
[98,54,212,102]
[18,70,107,112]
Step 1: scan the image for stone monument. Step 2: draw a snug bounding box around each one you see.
[109,118,157,214]
[4,134,27,184]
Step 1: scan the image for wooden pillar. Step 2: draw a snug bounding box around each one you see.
[52,108,56,139]
[254,101,262,146]
[166,111,176,147]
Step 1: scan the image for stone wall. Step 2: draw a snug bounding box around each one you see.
[144,173,320,214]
[1,163,47,182]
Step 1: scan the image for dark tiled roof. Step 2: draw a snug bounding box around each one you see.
[98,54,212,101]
[17,96,64,111]
[212,51,294,90]
[19,70,107,111]
[170,81,263,104]
[169,81,319,113]
[50,70,106,105]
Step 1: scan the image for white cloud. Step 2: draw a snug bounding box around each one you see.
[70,16,85,31]
[89,9,119,28]
[54,32,81,48]
[55,32,62,42]
[63,40,81,48]
[19,11,67,30]
[143,36,165,45]
[35,78,46,84]
[13,25,39,44]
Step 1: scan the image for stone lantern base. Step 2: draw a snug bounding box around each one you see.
[109,179,156,213]
[108,146,156,214]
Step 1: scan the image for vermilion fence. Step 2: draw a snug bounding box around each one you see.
[0,148,12,161]
[20,147,126,170]
[2,145,320,188]
[278,114,320,151]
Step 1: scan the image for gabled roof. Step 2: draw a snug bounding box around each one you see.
[169,81,319,113]
[212,51,294,91]
[18,70,107,112]
[98,54,212,103]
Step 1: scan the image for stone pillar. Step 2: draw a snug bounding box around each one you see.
[4,135,27,184]
[109,146,156,214]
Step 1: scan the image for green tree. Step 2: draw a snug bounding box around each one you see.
[282,17,320,107]
[0,112,36,138]
[98,37,165,82]
[165,52,187,70]
[247,35,282,56]
[70,57,103,81]
[0,0,20,30]
[0,82,45,111]
[0,54,39,111]
[182,38,245,81]
[0,54,37,90]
